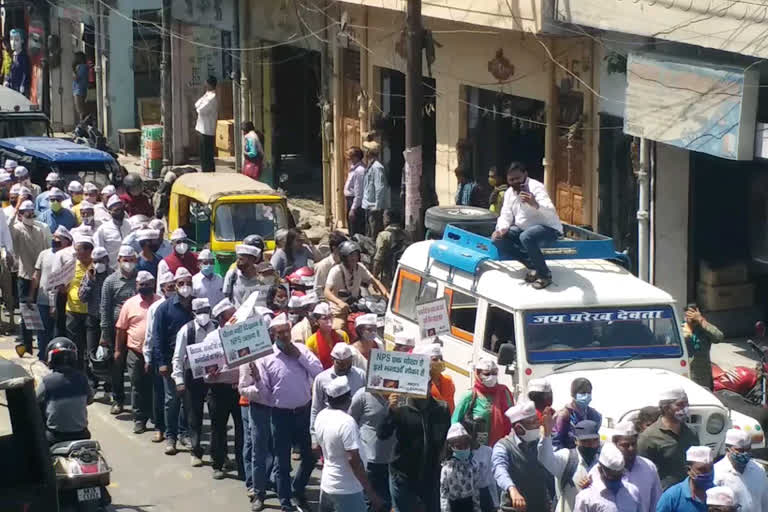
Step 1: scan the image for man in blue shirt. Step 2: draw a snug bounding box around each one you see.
[35,172,68,215]
[656,445,713,512]
[38,187,77,232]
[152,267,194,454]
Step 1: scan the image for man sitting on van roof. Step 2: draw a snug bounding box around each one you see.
[491,161,562,290]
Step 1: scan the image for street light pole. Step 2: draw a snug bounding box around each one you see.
[404,0,423,239]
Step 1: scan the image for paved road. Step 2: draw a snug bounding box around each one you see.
[0,336,322,512]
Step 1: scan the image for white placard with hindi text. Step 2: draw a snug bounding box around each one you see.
[20,303,44,331]
[219,315,273,367]
[186,338,226,379]
[415,297,450,339]
[366,348,430,398]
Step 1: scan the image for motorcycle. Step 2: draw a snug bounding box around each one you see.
[286,266,315,296]
[50,439,112,511]
[72,113,118,159]
[344,294,388,342]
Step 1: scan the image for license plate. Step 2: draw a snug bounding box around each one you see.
[77,487,101,502]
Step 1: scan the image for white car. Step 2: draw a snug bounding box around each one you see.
[383,226,765,452]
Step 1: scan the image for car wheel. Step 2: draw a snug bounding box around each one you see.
[424,206,498,237]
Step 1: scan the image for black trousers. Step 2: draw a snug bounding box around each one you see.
[183,369,208,459]
[207,383,244,474]
[199,134,215,172]
[112,349,126,404]
[54,292,67,338]
[127,350,152,424]
[65,311,88,372]
[346,197,365,237]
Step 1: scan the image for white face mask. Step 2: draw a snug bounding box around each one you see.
[195,313,210,326]
[120,261,136,274]
[175,243,188,255]
[480,374,498,387]
[519,427,540,443]
[94,262,107,273]
[177,285,192,298]
[21,216,34,226]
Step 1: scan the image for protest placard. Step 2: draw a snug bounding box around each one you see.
[186,337,226,379]
[366,348,430,398]
[20,303,44,331]
[47,259,76,290]
[219,315,273,367]
[415,297,450,339]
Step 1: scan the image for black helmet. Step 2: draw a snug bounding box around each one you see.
[123,173,143,189]
[243,234,266,252]
[89,345,113,382]
[47,337,78,369]
[339,241,361,258]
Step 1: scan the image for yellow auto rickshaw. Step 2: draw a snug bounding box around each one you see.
[168,173,294,275]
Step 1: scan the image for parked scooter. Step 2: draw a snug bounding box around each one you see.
[50,439,112,512]
[72,113,118,160]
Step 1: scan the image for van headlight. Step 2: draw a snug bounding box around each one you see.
[707,413,726,435]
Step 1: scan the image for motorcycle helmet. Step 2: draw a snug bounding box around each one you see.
[339,241,361,258]
[47,337,78,369]
[243,233,266,253]
[123,173,143,195]
[286,266,315,287]
[89,345,114,383]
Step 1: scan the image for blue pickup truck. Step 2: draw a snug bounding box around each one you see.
[0,136,120,189]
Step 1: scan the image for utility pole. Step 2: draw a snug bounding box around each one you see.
[404,0,423,239]
[160,0,173,168]
[232,0,241,173]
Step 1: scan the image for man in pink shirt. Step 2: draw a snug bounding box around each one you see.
[115,270,161,434]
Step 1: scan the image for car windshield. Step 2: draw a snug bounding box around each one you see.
[214,202,288,242]
[524,305,683,363]
[0,118,48,137]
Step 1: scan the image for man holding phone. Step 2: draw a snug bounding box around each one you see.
[683,303,723,389]
[491,161,562,289]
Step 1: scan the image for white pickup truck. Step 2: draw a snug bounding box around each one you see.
[383,225,764,453]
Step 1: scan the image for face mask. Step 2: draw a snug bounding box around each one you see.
[94,262,107,273]
[164,290,176,299]
[138,286,154,298]
[692,470,715,490]
[195,313,210,326]
[258,274,277,286]
[201,264,214,277]
[111,211,125,222]
[453,449,471,461]
[175,243,188,255]
[177,285,192,298]
[575,393,592,408]
[361,330,376,342]
[674,406,689,422]
[578,445,599,464]
[288,313,300,325]
[82,216,94,226]
[275,339,288,352]
[479,374,498,387]
[120,261,136,274]
[603,477,623,493]
[518,427,539,443]
[50,202,62,213]
[72,194,83,205]
[730,451,751,468]
[51,240,62,250]
[21,215,34,226]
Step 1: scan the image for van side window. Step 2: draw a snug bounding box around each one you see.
[484,306,515,354]
[392,269,438,321]
[445,288,477,342]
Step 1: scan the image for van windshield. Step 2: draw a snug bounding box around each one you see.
[524,305,683,363]
[214,202,288,242]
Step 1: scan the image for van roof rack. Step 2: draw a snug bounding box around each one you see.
[429,224,628,275]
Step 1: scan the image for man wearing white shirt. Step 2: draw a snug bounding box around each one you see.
[343,147,366,236]
[192,249,224,307]
[491,161,562,289]
[195,76,219,173]
[93,195,132,270]
[714,428,768,512]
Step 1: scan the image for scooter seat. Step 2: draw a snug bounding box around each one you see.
[50,439,100,456]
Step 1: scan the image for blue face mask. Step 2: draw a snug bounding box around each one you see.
[201,264,215,277]
[453,449,471,461]
[603,477,622,493]
[692,470,715,490]
[730,451,751,468]
[575,392,592,408]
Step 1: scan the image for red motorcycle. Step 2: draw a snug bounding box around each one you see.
[286,266,315,297]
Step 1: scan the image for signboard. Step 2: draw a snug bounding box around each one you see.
[624,52,759,160]
[527,308,671,325]
[415,297,450,338]
[366,348,430,398]
[47,259,76,290]
[20,303,43,331]
[186,338,226,379]
[219,316,272,367]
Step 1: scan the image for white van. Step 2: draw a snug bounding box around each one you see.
[383,226,764,453]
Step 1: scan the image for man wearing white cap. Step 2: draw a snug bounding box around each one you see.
[656,446,714,512]
[62,180,84,212]
[13,166,41,198]
[638,387,700,490]
[528,378,554,419]
[588,420,662,512]
[392,332,415,353]
[93,194,131,270]
[440,422,483,511]
[223,243,265,308]
[361,140,390,239]
[148,218,172,258]
[714,428,768,512]
[134,228,162,278]
[142,269,175,443]
[29,222,62,360]
[492,401,554,511]
[79,246,112,384]
[172,297,216,467]
[34,171,64,214]
[305,301,350,369]
[93,184,114,225]
[287,293,313,343]
[100,245,139,413]
[192,249,224,308]
[3,158,17,173]
[310,342,367,441]
[157,228,199,278]
[413,342,456,413]
[706,487,738,512]
[350,313,383,370]
[151,266,196,454]
[71,201,99,236]
[38,187,78,233]
[313,231,347,298]
[9,197,51,354]
[115,270,160,433]
[573,442,640,512]
[257,312,323,510]
[315,375,383,512]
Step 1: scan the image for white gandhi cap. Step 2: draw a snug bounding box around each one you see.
[330,343,353,360]
[598,443,625,471]
[446,423,469,441]
[724,428,751,449]
[325,376,350,398]
[504,401,536,424]
[686,445,713,464]
[527,378,551,393]
[706,486,736,507]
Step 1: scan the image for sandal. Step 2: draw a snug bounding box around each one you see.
[532,276,553,289]
[524,270,538,283]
